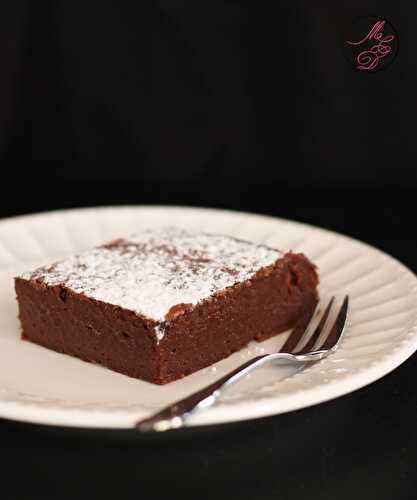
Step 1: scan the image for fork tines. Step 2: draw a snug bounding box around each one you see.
[280,296,349,355]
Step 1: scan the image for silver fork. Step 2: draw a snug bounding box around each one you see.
[136,295,349,432]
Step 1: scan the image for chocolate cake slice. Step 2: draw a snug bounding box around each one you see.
[15,228,319,384]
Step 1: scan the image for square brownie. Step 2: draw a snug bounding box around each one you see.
[15,228,319,384]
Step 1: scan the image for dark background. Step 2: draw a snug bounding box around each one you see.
[0,1,416,499]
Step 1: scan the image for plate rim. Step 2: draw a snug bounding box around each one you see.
[1,204,416,429]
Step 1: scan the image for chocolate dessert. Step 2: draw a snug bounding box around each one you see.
[15,228,319,384]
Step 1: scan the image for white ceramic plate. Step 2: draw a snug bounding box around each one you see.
[0,206,416,429]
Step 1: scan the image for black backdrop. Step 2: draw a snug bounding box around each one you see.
[1,1,416,192]
[1,2,417,500]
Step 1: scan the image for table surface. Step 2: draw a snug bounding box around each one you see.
[1,183,416,500]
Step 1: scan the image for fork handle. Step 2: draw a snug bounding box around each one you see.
[136,353,293,432]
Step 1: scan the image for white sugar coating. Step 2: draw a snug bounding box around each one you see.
[21,228,283,325]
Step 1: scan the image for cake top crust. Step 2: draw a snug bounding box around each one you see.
[21,228,282,322]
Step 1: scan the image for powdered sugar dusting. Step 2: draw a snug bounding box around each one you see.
[154,325,166,344]
[21,228,282,323]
